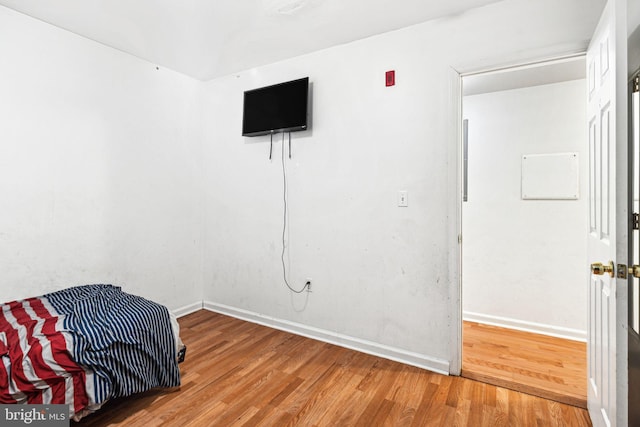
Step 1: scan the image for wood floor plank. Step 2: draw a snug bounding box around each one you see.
[75,310,591,426]
[462,321,588,408]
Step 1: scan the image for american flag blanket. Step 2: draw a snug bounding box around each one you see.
[0,285,181,420]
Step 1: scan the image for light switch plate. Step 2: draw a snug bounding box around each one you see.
[398,190,408,207]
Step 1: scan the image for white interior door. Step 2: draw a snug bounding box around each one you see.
[586,0,628,426]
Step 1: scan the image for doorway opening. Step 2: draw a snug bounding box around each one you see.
[460,56,589,408]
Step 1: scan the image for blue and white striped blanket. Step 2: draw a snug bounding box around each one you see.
[1,284,181,420]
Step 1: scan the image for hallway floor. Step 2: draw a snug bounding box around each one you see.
[462,321,587,408]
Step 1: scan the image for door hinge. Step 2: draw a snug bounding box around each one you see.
[634,75,640,93]
[634,213,640,230]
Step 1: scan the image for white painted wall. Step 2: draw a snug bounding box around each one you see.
[630,0,640,75]
[0,6,204,310]
[202,0,602,371]
[462,80,588,340]
[0,0,605,372]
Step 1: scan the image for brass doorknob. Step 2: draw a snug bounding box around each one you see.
[591,261,615,277]
[629,265,640,279]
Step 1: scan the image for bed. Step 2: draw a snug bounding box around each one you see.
[0,284,185,421]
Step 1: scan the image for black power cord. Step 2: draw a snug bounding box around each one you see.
[281,132,310,293]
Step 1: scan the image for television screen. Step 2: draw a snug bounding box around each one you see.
[242,77,309,137]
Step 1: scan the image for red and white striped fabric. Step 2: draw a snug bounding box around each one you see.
[1,285,181,422]
[0,296,97,420]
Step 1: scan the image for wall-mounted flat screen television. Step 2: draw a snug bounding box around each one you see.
[242,77,309,137]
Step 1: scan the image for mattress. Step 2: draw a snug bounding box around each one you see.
[0,284,182,421]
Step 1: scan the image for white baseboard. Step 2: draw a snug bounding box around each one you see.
[463,311,587,342]
[173,301,203,318]
[203,301,450,375]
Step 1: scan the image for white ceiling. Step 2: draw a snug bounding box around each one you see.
[0,0,504,81]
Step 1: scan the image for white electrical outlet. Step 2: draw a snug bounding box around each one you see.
[398,190,408,207]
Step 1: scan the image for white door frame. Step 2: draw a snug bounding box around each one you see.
[447,53,587,377]
[448,20,629,423]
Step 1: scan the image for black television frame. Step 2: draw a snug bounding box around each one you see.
[242,77,309,137]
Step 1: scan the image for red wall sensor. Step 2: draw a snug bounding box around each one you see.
[385,70,395,87]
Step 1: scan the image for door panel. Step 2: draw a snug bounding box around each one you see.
[587,50,615,427]
[587,1,624,426]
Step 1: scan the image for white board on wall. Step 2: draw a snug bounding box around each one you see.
[521,153,579,200]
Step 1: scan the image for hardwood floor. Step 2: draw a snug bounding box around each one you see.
[462,321,587,409]
[75,310,591,426]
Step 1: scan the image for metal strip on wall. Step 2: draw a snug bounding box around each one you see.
[463,119,469,202]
